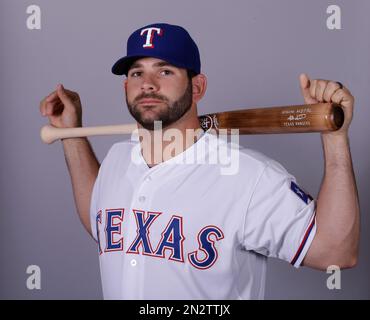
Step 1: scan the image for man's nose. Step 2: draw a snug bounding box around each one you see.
[141,74,158,92]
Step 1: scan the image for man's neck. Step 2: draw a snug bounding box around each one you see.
[139,107,203,167]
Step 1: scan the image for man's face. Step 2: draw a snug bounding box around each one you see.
[125,57,193,130]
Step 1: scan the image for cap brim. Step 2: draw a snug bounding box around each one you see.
[112,56,149,76]
[112,54,200,76]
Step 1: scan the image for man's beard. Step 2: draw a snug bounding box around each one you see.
[126,80,193,131]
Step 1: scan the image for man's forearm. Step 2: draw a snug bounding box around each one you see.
[62,137,100,237]
[315,133,360,267]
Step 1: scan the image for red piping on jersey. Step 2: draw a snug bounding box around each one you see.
[290,216,316,266]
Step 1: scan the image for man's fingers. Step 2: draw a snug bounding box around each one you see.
[46,91,58,102]
[56,84,68,102]
[315,80,326,102]
[40,90,60,115]
[51,101,64,116]
[57,84,78,99]
[43,100,64,116]
[40,98,50,116]
[40,84,77,116]
[323,81,341,102]
[308,79,317,99]
[56,84,82,114]
[331,87,354,108]
[46,103,53,116]
[299,73,310,95]
[299,73,310,88]
[299,73,317,104]
[56,84,75,109]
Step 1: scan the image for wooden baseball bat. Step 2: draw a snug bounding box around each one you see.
[40,102,344,144]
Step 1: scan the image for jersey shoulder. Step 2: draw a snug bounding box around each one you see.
[203,131,292,178]
[234,142,291,178]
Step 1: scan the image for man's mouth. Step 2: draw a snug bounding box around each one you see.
[137,98,164,105]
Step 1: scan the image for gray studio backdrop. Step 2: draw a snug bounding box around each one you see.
[0,0,369,299]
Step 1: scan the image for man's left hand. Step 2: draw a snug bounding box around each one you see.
[299,73,354,136]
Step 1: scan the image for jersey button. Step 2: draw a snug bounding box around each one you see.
[139,196,146,202]
[130,259,137,267]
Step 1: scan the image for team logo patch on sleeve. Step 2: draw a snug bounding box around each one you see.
[290,181,313,204]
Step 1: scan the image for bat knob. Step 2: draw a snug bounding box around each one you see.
[40,125,57,144]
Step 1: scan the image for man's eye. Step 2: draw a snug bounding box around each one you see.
[160,69,173,76]
[130,71,141,77]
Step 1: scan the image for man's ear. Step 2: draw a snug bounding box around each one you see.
[124,79,128,91]
[192,74,207,103]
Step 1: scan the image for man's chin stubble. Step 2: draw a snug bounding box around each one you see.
[133,106,169,130]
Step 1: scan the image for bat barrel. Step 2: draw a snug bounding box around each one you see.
[199,103,344,134]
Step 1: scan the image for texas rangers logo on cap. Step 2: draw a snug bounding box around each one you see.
[140,27,163,48]
[111,23,201,76]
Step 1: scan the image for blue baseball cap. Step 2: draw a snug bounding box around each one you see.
[112,23,201,76]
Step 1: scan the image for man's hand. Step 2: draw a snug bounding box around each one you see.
[39,84,82,128]
[299,73,354,136]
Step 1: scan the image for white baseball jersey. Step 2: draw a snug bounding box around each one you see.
[89,131,316,299]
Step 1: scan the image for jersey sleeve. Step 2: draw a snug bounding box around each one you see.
[242,159,316,268]
[89,170,101,242]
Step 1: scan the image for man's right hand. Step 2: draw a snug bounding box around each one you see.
[40,84,82,128]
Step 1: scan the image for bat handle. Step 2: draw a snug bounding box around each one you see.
[40,123,138,144]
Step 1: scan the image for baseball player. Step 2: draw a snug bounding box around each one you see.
[39,23,359,299]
